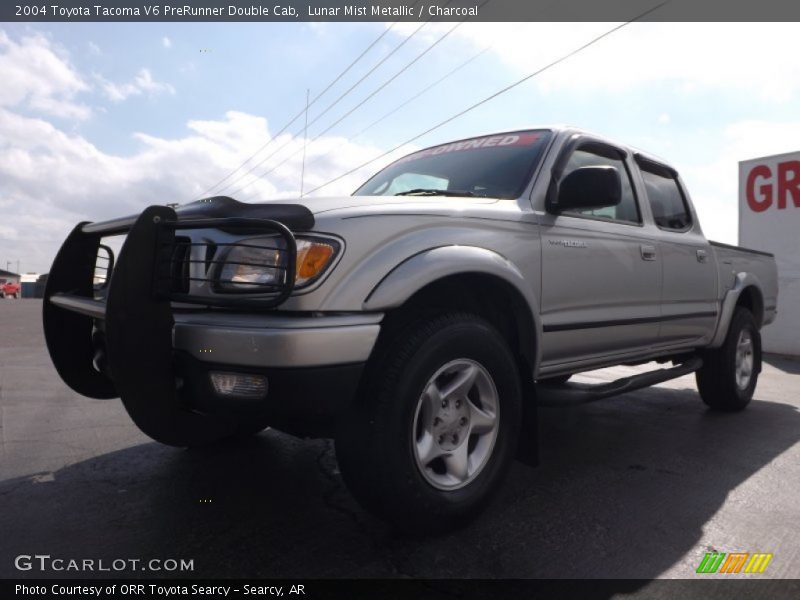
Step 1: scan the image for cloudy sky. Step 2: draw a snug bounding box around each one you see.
[2,21,800,273]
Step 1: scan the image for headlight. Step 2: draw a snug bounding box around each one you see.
[216,235,339,292]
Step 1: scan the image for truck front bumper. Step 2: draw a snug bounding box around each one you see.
[43,204,381,444]
[171,312,380,434]
[172,312,381,368]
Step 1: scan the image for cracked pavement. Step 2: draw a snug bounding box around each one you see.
[1,300,800,588]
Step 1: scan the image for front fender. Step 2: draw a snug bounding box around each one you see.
[363,245,542,370]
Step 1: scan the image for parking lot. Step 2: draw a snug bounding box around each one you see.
[1,299,799,586]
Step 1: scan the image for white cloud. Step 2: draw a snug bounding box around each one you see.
[682,120,800,244]
[0,29,91,120]
[0,109,391,272]
[394,23,800,103]
[98,68,175,102]
[658,113,670,125]
[162,36,172,49]
[87,41,101,55]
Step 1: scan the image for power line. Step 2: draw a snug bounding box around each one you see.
[300,89,310,197]
[231,20,466,199]
[305,2,669,196]
[211,19,430,199]
[300,45,491,176]
[194,22,399,200]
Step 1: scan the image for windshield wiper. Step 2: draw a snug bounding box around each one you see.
[395,188,477,197]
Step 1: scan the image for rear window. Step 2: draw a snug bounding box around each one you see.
[640,167,692,231]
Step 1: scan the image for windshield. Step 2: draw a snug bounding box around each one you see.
[354,129,551,199]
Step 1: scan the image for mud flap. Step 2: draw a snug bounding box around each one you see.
[43,222,117,399]
[104,206,237,446]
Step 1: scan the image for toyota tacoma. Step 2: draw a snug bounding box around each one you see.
[43,127,779,531]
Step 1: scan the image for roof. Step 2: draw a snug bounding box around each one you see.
[0,269,20,278]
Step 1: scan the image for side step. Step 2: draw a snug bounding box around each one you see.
[536,357,703,407]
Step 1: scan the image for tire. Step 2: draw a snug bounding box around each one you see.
[335,312,522,533]
[696,307,761,412]
[538,374,572,386]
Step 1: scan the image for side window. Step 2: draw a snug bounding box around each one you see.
[640,167,692,231]
[561,148,640,224]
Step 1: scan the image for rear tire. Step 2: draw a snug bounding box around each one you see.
[336,312,522,533]
[696,307,760,412]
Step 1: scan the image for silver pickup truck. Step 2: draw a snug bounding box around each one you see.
[44,126,778,531]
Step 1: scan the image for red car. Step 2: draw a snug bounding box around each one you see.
[1,280,21,298]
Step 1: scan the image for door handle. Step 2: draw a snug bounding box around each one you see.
[696,249,708,263]
[640,245,657,261]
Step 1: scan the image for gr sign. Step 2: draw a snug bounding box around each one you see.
[745,158,800,212]
[739,150,800,357]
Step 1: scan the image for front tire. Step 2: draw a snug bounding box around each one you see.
[696,307,761,411]
[336,312,522,533]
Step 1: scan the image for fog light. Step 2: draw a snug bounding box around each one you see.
[209,372,268,399]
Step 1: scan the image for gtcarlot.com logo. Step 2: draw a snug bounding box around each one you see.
[14,554,194,572]
[696,552,773,574]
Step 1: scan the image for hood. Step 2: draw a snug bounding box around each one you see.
[175,194,502,233]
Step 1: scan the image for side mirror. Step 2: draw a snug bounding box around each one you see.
[549,166,622,213]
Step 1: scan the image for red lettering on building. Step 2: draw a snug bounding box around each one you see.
[746,164,773,212]
[777,160,800,209]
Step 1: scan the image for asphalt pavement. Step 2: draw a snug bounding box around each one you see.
[1,299,799,590]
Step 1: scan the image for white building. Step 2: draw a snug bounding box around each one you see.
[739,151,800,356]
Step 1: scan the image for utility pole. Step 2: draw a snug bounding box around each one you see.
[300,88,310,198]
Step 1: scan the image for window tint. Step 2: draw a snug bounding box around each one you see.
[640,169,692,230]
[354,130,551,199]
[561,148,640,224]
[379,173,449,196]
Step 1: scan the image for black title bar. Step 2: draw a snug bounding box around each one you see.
[5,579,800,599]
[3,0,800,22]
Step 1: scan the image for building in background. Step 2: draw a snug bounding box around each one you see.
[0,269,20,285]
[739,151,800,356]
[34,273,48,298]
[20,273,42,298]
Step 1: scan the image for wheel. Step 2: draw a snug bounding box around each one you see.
[696,307,761,411]
[13,293,19,299]
[538,374,572,385]
[335,312,522,533]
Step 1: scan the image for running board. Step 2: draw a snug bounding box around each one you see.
[536,357,703,407]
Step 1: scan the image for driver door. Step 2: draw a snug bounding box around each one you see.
[539,141,662,366]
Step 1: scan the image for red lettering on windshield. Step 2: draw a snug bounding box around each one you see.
[396,132,541,164]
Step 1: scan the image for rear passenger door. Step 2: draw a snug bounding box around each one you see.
[635,156,718,345]
[539,141,662,365]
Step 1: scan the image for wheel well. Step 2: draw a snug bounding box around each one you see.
[736,285,764,328]
[383,274,537,375]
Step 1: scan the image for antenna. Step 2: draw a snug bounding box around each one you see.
[300,88,310,198]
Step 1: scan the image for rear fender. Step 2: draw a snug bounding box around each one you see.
[709,272,765,348]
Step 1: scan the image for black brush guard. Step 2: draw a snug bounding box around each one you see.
[43,200,310,446]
